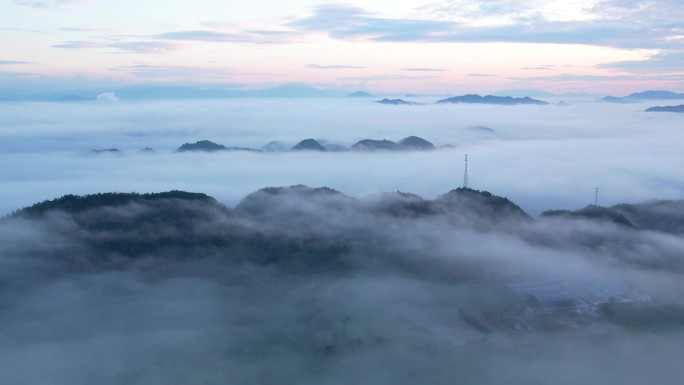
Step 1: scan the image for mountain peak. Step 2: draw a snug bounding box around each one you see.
[346,90,373,98]
[645,104,684,113]
[176,140,227,152]
[436,94,548,105]
[398,136,435,150]
[292,138,327,151]
[541,205,634,227]
[376,98,417,105]
[434,187,531,221]
[14,191,217,217]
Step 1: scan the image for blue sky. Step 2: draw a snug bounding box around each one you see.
[1,0,683,94]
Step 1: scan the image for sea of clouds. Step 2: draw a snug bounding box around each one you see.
[2,98,682,216]
[1,97,684,384]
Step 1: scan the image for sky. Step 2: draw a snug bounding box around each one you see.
[1,0,683,94]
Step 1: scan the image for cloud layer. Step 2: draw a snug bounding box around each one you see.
[13,0,88,8]
[1,1,679,93]
[1,178,683,384]
[0,98,683,217]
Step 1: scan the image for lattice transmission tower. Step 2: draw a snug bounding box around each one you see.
[463,154,469,188]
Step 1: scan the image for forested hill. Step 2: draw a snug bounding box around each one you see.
[7,186,684,275]
[5,186,533,272]
[15,191,218,217]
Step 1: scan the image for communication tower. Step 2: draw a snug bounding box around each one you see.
[464,154,469,188]
[595,187,599,206]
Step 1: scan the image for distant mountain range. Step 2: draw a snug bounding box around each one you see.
[376,98,419,105]
[0,85,355,101]
[115,137,440,155]
[347,90,373,98]
[436,94,548,105]
[645,105,684,113]
[601,90,684,103]
[3,83,684,104]
[493,89,605,99]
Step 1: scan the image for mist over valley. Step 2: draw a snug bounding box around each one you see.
[3,181,684,384]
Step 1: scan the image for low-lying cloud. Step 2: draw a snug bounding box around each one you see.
[0,183,683,384]
[96,92,119,103]
[0,99,682,216]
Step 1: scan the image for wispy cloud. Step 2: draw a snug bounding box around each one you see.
[599,51,684,73]
[467,73,497,77]
[156,30,246,42]
[286,2,684,50]
[289,5,455,42]
[401,68,450,72]
[0,27,43,33]
[13,0,89,8]
[0,60,34,65]
[527,73,684,83]
[113,65,233,80]
[107,41,182,54]
[416,0,599,24]
[60,27,107,32]
[307,64,364,69]
[341,74,441,81]
[51,40,100,49]
[53,27,298,56]
[522,65,557,70]
[155,29,296,44]
[52,40,181,54]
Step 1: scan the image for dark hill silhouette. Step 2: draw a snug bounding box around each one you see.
[176,140,258,152]
[541,205,634,228]
[364,191,435,218]
[177,140,227,152]
[398,136,435,150]
[434,187,531,222]
[13,186,684,277]
[11,191,231,262]
[9,189,347,269]
[645,105,684,113]
[611,200,684,234]
[436,94,548,105]
[91,148,121,154]
[351,137,435,151]
[541,200,684,234]
[351,139,399,151]
[235,185,350,218]
[292,138,327,151]
[376,98,417,105]
[16,191,218,217]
